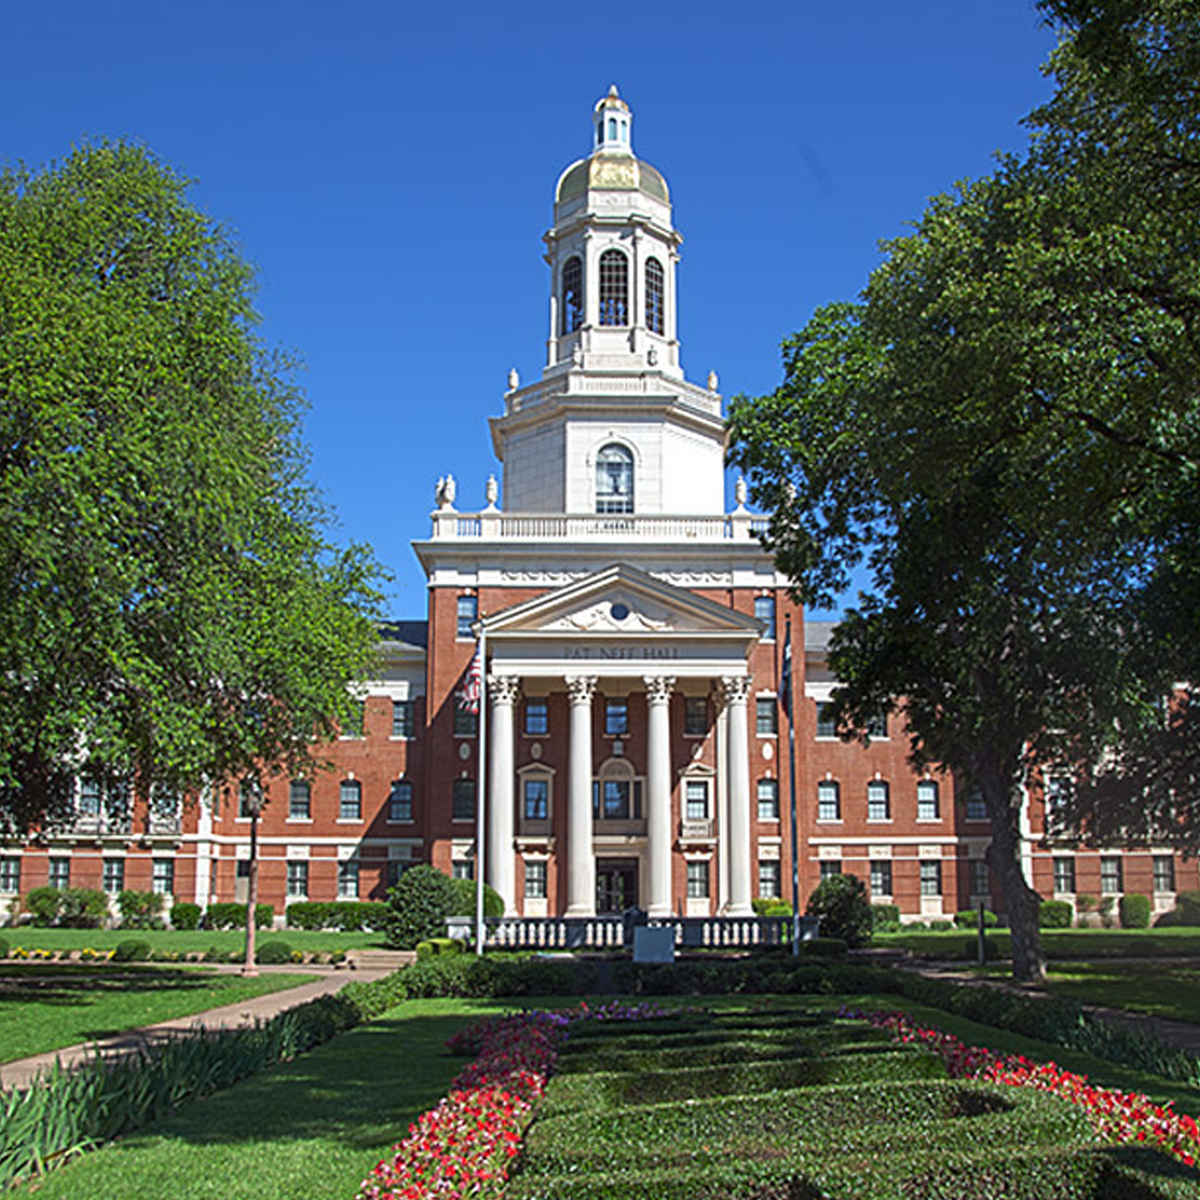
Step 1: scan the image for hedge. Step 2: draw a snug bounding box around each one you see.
[285,900,389,931]
[204,902,274,930]
[170,901,202,930]
[1039,899,1073,929]
[954,908,998,928]
[1120,893,1152,929]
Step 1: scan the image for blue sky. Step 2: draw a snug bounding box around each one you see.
[3,2,1058,618]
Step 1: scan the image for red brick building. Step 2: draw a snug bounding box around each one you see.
[2,88,1193,925]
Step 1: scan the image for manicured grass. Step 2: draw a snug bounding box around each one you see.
[967,960,1200,1027]
[0,966,317,1063]
[0,927,382,954]
[878,927,1200,959]
[18,997,507,1200]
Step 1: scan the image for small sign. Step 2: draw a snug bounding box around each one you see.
[633,926,675,964]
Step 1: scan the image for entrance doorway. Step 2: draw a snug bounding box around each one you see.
[596,858,639,914]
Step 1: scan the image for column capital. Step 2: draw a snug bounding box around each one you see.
[642,675,676,705]
[718,675,752,707]
[488,675,521,706]
[565,675,598,705]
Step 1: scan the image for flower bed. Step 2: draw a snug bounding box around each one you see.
[356,1001,678,1200]
[845,1007,1200,1168]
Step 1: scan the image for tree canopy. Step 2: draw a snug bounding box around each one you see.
[728,0,1200,980]
[0,143,385,829]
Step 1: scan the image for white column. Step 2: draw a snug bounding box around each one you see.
[714,689,730,912]
[721,676,754,916]
[565,675,598,917]
[487,675,520,915]
[645,675,676,917]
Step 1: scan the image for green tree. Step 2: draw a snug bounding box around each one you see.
[729,0,1200,981]
[805,873,873,949]
[0,143,384,831]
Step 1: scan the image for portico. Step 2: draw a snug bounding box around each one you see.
[478,564,761,918]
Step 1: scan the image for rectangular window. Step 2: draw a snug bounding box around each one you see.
[754,595,776,640]
[525,860,547,899]
[103,858,125,895]
[48,857,70,890]
[685,780,709,821]
[920,860,942,897]
[815,702,837,739]
[819,860,842,881]
[79,778,103,817]
[392,699,415,739]
[867,781,890,822]
[598,779,631,820]
[0,857,19,893]
[389,780,414,823]
[524,700,548,737]
[1101,856,1123,895]
[339,780,362,821]
[686,860,710,899]
[605,700,628,737]
[756,697,778,736]
[757,860,780,899]
[684,697,708,737]
[289,780,311,821]
[152,858,175,897]
[870,860,893,897]
[817,781,841,822]
[969,859,990,898]
[455,706,478,737]
[238,780,261,819]
[757,779,779,821]
[287,861,309,898]
[1044,774,1074,813]
[1054,856,1076,894]
[917,780,940,821]
[456,594,477,638]
[965,789,988,822]
[338,861,359,899]
[452,859,473,881]
[453,779,476,822]
[1154,855,1176,893]
[523,778,549,821]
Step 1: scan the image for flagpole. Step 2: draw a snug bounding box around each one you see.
[474,620,488,957]
[784,616,800,957]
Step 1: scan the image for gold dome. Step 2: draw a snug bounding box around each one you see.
[555,154,670,205]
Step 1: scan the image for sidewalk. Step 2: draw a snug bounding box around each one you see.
[0,964,395,1092]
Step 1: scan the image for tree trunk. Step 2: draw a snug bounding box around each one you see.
[243,808,259,978]
[981,765,1045,982]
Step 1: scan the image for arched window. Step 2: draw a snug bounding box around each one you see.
[561,256,583,334]
[598,249,628,326]
[608,117,617,140]
[645,257,664,334]
[596,443,634,513]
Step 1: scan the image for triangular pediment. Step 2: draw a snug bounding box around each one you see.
[486,564,762,640]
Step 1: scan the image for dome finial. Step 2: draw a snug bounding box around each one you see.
[593,84,633,154]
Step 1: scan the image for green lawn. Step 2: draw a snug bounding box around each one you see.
[0,927,382,955]
[878,926,1200,960]
[0,965,317,1063]
[18,997,504,1200]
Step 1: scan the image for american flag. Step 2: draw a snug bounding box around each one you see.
[458,641,483,713]
[779,617,793,723]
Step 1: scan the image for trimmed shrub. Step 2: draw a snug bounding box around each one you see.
[23,886,63,927]
[871,903,900,933]
[57,887,108,928]
[382,864,458,949]
[1160,889,1200,927]
[256,940,293,965]
[118,889,167,929]
[953,908,997,928]
[286,901,334,930]
[1039,899,1073,928]
[448,877,504,919]
[1119,893,1151,929]
[415,936,464,959]
[752,897,794,918]
[286,900,389,931]
[805,873,873,948]
[170,901,202,930]
[112,939,151,962]
[205,902,274,930]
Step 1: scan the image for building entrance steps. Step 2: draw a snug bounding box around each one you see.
[0,962,402,1094]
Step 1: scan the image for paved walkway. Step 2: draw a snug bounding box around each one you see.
[0,964,393,1092]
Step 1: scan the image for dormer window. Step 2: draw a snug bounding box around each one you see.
[561,257,583,334]
[645,257,664,335]
[598,249,628,326]
[596,443,634,513]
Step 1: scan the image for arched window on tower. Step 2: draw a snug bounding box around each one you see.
[598,249,628,326]
[561,256,583,334]
[645,257,664,335]
[596,443,634,514]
